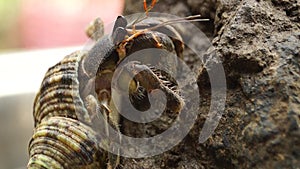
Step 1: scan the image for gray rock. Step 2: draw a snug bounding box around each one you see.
[122,0,300,168]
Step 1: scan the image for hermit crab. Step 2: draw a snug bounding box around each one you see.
[27,3,206,168]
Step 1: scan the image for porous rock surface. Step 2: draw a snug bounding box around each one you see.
[121,0,300,168]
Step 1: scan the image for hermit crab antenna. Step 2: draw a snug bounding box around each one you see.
[143,0,148,13]
[146,14,210,31]
[131,0,159,26]
[144,0,158,16]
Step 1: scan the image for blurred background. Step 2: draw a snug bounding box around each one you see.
[0,0,125,168]
[0,0,124,51]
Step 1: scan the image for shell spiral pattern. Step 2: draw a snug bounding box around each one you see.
[32,51,91,126]
[28,52,105,168]
[28,117,103,168]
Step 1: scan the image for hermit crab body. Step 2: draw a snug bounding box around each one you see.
[28,13,190,169]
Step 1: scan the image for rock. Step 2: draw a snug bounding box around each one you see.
[122,0,300,168]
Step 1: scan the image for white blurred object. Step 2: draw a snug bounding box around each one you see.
[0,46,82,97]
[0,46,82,169]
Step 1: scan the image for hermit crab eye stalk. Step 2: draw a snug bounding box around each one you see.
[113,15,128,32]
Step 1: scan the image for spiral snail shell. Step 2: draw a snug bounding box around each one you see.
[28,51,112,168]
[28,116,104,168]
